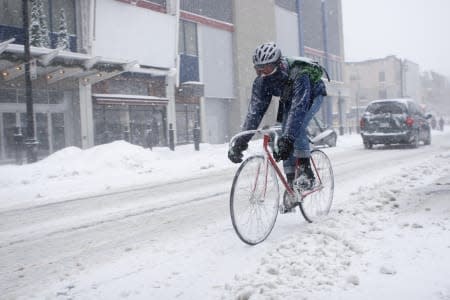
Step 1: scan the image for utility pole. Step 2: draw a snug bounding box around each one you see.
[296,0,305,56]
[400,59,404,98]
[338,91,344,135]
[321,0,333,127]
[22,0,38,163]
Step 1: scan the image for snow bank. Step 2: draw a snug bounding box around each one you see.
[0,140,231,209]
[223,150,450,300]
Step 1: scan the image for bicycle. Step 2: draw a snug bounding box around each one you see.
[229,127,334,245]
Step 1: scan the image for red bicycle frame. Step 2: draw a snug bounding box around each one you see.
[262,134,323,198]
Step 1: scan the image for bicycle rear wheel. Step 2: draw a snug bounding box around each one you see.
[300,149,334,222]
[230,155,280,245]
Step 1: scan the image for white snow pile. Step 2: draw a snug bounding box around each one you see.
[0,140,231,209]
[223,152,450,300]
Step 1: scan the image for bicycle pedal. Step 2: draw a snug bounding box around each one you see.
[279,204,297,214]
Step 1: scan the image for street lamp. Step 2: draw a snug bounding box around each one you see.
[22,0,38,163]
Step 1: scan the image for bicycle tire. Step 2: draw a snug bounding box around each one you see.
[230,155,280,245]
[299,149,334,223]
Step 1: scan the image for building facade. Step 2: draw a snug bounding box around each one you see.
[178,0,235,144]
[231,0,348,137]
[1,0,179,163]
[1,0,347,163]
[345,55,421,129]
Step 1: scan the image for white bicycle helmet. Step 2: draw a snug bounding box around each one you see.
[252,42,282,66]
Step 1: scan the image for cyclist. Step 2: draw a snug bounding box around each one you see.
[228,42,328,193]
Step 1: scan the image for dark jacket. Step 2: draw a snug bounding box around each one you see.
[241,57,327,142]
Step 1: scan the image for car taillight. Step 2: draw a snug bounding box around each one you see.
[360,118,365,129]
[406,116,414,127]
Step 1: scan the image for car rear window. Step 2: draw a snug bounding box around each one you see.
[366,102,406,114]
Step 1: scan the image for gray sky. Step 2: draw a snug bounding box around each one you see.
[341,0,450,78]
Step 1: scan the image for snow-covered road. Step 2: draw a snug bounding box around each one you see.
[1,131,449,299]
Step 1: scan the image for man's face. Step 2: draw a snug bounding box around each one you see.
[254,63,278,77]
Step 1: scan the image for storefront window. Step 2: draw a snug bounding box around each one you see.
[94,103,167,147]
[0,88,17,103]
[36,113,49,156]
[2,112,17,159]
[48,90,64,104]
[176,103,200,144]
[32,89,49,104]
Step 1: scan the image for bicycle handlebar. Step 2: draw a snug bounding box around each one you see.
[229,127,281,148]
[229,125,316,149]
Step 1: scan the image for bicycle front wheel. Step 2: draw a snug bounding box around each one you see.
[300,149,334,223]
[230,155,280,245]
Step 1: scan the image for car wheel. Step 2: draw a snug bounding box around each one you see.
[410,131,419,148]
[363,139,373,149]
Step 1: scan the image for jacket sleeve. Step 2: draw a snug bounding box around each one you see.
[240,77,273,143]
[283,73,311,139]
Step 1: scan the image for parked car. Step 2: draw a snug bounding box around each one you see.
[360,98,432,149]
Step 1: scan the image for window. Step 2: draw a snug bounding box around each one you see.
[379,71,385,82]
[367,102,406,115]
[0,0,22,27]
[32,89,49,104]
[176,103,200,144]
[147,0,166,6]
[50,0,76,35]
[275,0,296,12]
[0,88,17,103]
[0,0,75,33]
[0,0,76,51]
[181,0,232,23]
[179,20,199,82]
[179,20,198,56]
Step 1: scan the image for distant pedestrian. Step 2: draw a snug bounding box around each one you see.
[438,117,445,131]
[431,117,437,130]
[145,119,160,150]
[145,125,154,150]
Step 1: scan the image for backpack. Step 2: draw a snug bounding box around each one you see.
[276,57,329,123]
[286,56,330,84]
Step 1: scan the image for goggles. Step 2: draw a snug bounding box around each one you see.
[254,63,278,77]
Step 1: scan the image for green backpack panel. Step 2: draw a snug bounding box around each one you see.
[286,56,330,83]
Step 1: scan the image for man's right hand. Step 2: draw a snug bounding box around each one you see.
[228,139,248,164]
[274,135,294,161]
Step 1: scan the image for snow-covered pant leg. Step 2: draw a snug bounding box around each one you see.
[282,94,324,175]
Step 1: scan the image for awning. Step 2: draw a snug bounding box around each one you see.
[0,38,172,86]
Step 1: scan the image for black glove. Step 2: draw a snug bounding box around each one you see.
[228,138,248,163]
[274,136,294,161]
